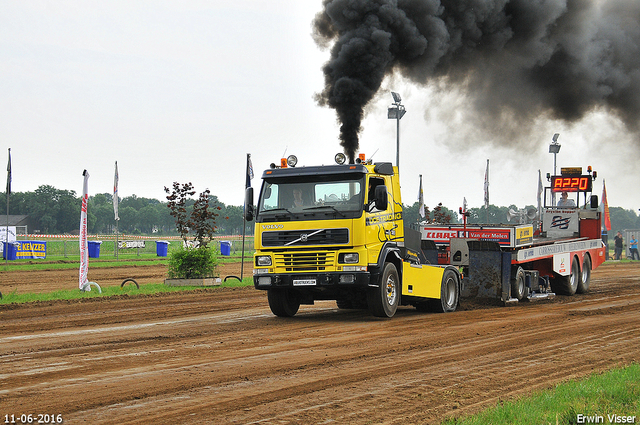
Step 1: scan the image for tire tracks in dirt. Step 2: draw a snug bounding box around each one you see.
[0,263,639,424]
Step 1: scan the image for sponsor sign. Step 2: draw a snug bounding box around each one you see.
[466,228,512,245]
[15,241,47,259]
[553,253,570,276]
[517,239,602,262]
[421,228,459,244]
[118,240,146,249]
[543,209,579,234]
[423,225,530,247]
[515,226,534,245]
[422,224,533,247]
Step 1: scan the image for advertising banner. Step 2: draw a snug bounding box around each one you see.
[15,241,47,259]
[118,240,146,249]
[542,209,579,234]
[421,224,533,248]
[421,226,513,245]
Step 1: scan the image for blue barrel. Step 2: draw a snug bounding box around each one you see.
[220,241,231,256]
[156,241,169,257]
[88,241,102,258]
[3,242,17,261]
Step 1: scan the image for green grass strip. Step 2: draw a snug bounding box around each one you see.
[442,364,640,425]
[0,278,254,304]
[0,255,251,272]
[0,258,168,272]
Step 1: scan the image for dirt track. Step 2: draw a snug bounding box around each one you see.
[1,262,639,424]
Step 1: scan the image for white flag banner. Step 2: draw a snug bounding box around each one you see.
[537,169,543,218]
[418,174,425,219]
[484,159,489,210]
[113,161,119,221]
[6,148,11,196]
[79,170,90,290]
[246,154,254,189]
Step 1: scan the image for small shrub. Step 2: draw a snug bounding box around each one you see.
[164,182,222,279]
[167,245,218,279]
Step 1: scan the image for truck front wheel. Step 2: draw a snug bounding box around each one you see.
[368,262,399,318]
[267,288,300,317]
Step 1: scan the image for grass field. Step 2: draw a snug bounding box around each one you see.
[0,279,254,304]
[4,237,254,259]
[0,243,255,304]
[442,364,640,424]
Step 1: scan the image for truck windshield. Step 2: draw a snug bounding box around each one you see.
[257,174,364,221]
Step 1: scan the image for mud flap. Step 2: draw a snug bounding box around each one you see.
[461,241,511,303]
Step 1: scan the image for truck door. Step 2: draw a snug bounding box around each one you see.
[365,176,398,264]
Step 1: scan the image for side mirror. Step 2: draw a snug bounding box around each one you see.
[374,185,388,211]
[590,194,599,209]
[244,187,254,221]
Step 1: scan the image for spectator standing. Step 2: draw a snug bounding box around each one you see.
[614,231,624,260]
[630,235,639,261]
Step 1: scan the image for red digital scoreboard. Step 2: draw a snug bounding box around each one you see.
[550,175,593,193]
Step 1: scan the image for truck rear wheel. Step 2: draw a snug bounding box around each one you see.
[552,256,580,295]
[511,266,526,301]
[368,262,399,318]
[577,255,591,293]
[429,268,459,313]
[267,288,300,317]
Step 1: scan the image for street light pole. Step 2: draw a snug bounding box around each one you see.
[388,92,406,168]
[549,133,561,206]
[396,112,400,167]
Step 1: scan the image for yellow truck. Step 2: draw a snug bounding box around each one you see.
[245,154,460,318]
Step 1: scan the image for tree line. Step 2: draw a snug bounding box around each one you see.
[2,185,638,237]
[402,201,640,237]
[1,185,251,236]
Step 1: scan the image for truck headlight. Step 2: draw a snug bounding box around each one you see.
[256,256,272,266]
[338,253,359,264]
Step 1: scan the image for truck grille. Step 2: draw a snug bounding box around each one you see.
[274,251,336,272]
[262,228,349,247]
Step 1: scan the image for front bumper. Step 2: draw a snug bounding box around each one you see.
[253,271,371,289]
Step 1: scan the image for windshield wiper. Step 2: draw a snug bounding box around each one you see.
[262,207,292,214]
[302,205,345,217]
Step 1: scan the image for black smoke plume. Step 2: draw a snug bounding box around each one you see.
[313,0,640,160]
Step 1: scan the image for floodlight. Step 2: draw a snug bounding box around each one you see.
[549,144,561,154]
[287,155,298,167]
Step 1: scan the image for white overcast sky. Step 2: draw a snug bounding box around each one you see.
[2,1,639,215]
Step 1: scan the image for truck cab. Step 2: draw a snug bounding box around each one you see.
[247,155,459,318]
